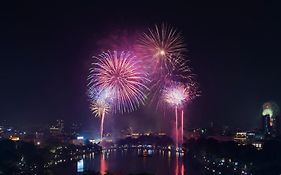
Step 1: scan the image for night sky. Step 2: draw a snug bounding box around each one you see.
[1,1,280,131]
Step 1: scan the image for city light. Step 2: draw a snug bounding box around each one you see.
[77,136,84,140]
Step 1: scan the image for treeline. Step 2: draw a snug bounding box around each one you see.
[0,139,49,174]
[0,139,102,174]
[117,135,174,146]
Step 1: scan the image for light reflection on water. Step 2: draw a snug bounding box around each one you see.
[77,159,84,173]
[74,148,193,175]
[100,153,107,175]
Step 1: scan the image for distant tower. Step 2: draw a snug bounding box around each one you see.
[262,114,271,135]
[50,119,64,135]
[262,102,280,138]
[56,119,64,133]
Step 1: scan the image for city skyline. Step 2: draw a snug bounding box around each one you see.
[1,2,281,174]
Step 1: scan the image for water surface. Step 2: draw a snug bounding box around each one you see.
[54,148,200,175]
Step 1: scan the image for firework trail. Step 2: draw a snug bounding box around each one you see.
[163,81,199,149]
[163,81,187,148]
[181,109,184,145]
[175,106,178,148]
[88,88,111,140]
[100,109,105,140]
[88,51,150,114]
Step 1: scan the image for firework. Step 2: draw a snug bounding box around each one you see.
[137,24,192,107]
[175,106,178,148]
[146,57,194,109]
[262,102,280,118]
[181,109,184,146]
[88,87,111,117]
[88,88,111,140]
[90,99,109,118]
[163,81,199,149]
[88,51,150,113]
[163,82,189,107]
[137,23,186,74]
[163,82,188,148]
[90,100,108,140]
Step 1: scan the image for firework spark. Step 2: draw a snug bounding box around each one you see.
[90,99,110,118]
[88,51,150,113]
[163,82,189,107]
[88,87,111,117]
[181,109,184,146]
[137,23,186,74]
[175,106,178,148]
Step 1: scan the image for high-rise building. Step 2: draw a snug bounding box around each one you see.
[70,122,81,136]
[262,114,271,135]
[261,102,280,138]
[50,119,64,135]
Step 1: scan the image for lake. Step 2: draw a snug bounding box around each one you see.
[53,148,200,175]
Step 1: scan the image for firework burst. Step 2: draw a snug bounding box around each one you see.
[137,24,193,107]
[163,80,200,108]
[88,87,111,117]
[137,23,186,74]
[163,82,189,107]
[88,51,150,113]
[90,99,110,118]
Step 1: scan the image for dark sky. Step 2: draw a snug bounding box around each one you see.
[0,1,280,131]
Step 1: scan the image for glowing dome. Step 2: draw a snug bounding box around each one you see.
[262,102,279,118]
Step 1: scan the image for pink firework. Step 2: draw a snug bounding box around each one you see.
[163,82,187,148]
[163,81,199,149]
[163,82,189,107]
[88,51,150,114]
[137,24,192,108]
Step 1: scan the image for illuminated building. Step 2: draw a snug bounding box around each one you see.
[0,126,3,136]
[233,131,263,146]
[234,132,247,145]
[158,132,166,136]
[9,135,20,141]
[261,102,280,138]
[72,136,85,145]
[49,127,60,135]
[131,133,140,139]
[252,142,263,150]
[262,114,271,135]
